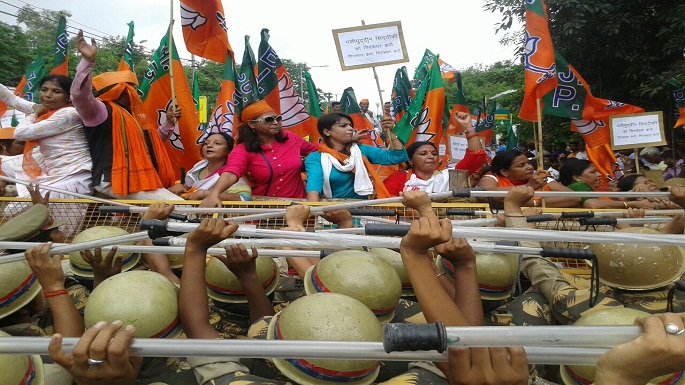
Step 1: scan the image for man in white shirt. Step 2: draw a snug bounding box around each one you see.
[359,98,381,132]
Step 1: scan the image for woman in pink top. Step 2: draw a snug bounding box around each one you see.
[201,101,317,207]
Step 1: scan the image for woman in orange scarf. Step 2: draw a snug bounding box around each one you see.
[477,149,580,208]
[71,30,178,200]
[305,113,407,201]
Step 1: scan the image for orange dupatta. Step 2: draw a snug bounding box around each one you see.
[317,143,390,199]
[98,83,175,195]
[22,106,70,178]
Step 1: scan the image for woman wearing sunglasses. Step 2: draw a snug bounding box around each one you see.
[201,101,318,207]
[305,113,407,201]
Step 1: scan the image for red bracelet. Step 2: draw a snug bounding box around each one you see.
[43,289,68,298]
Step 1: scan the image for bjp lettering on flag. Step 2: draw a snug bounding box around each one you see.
[50,16,68,76]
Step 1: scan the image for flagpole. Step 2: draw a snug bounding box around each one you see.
[361,20,384,107]
[535,98,544,169]
[168,0,177,110]
[634,148,640,174]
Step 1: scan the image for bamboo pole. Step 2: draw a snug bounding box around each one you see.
[536,98,544,169]
[168,1,177,109]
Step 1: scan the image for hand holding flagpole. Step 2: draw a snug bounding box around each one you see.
[168,0,178,114]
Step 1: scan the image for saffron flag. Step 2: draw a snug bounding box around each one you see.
[519,0,558,122]
[303,71,322,144]
[437,57,458,83]
[255,28,311,138]
[444,72,470,137]
[118,21,136,72]
[0,54,46,118]
[585,143,618,188]
[474,97,495,146]
[390,66,414,124]
[138,31,203,179]
[669,79,685,128]
[180,0,233,63]
[543,52,644,147]
[340,87,384,148]
[208,51,240,137]
[50,16,68,76]
[394,56,445,147]
[237,35,259,109]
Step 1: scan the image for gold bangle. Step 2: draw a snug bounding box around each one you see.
[622,200,628,209]
[436,272,446,278]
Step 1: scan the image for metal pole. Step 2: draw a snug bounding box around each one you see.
[0,336,610,365]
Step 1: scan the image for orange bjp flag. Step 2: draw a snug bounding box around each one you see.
[340,87,385,148]
[50,16,68,76]
[519,0,558,121]
[180,0,233,63]
[139,31,203,180]
[209,51,240,137]
[255,29,311,139]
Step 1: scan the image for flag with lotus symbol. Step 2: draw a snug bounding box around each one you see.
[256,28,311,138]
[180,0,233,63]
[519,0,558,121]
[138,30,203,179]
[208,51,240,138]
[394,55,445,148]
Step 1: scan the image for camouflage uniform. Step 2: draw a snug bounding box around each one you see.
[505,215,685,325]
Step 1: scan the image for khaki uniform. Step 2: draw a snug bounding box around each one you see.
[189,300,447,385]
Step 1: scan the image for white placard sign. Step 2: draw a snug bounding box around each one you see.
[332,21,409,71]
[609,111,666,150]
[448,135,468,160]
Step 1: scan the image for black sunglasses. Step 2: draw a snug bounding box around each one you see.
[251,115,282,124]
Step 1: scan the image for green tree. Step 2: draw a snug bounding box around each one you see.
[0,22,33,86]
[14,6,152,80]
[16,6,71,69]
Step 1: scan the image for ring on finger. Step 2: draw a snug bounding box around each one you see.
[665,323,685,336]
[87,357,107,365]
